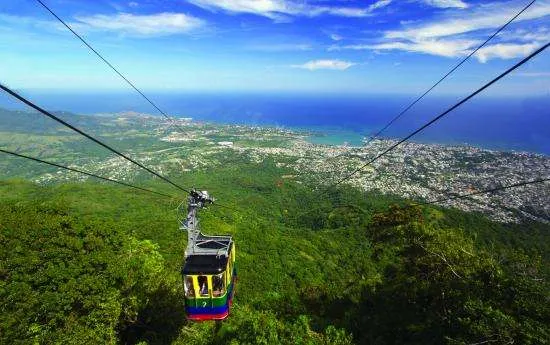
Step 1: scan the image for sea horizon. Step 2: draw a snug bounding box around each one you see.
[1,91,548,155]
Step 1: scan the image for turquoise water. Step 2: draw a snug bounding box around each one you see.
[2,92,548,154]
[305,130,366,147]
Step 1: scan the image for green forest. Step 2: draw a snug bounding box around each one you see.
[1,159,549,345]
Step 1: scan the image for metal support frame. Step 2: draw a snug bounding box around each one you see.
[179,189,233,258]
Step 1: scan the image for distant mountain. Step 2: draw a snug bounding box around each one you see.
[0,107,105,134]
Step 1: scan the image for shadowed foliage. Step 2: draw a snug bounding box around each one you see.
[1,170,549,344]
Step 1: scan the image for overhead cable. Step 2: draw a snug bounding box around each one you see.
[0,83,190,194]
[329,42,550,188]
[35,0,186,132]
[361,0,537,148]
[0,148,174,198]
[323,0,537,164]
[419,177,550,206]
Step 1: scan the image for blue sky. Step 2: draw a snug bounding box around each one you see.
[0,0,549,95]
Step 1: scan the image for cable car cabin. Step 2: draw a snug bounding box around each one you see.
[180,190,236,321]
[182,234,236,321]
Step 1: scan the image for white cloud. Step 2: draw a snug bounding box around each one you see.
[74,12,205,36]
[188,0,392,20]
[369,0,393,11]
[331,0,550,61]
[386,1,550,41]
[331,39,545,63]
[0,13,77,35]
[330,33,343,41]
[500,27,550,42]
[321,1,392,17]
[421,0,468,9]
[475,42,540,63]
[292,59,356,70]
[248,43,312,51]
[188,0,287,20]
[333,38,480,58]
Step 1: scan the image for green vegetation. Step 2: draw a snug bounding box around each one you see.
[1,107,548,344]
[1,156,549,344]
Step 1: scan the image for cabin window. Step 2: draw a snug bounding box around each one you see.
[212,273,225,297]
[226,261,231,286]
[198,275,209,297]
[184,275,195,298]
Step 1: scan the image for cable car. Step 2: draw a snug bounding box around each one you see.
[179,190,236,321]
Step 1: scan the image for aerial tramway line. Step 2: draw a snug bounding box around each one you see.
[2,45,550,319]
[0,0,548,323]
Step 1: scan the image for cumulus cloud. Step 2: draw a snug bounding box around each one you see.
[188,0,392,20]
[331,0,550,61]
[74,12,205,36]
[292,59,356,70]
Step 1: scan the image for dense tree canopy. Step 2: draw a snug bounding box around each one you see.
[0,168,549,344]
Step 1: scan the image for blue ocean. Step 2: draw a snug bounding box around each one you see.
[2,91,549,155]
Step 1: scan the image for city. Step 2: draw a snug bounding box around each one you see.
[6,111,547,224]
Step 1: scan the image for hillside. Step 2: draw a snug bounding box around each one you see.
[1,158,549,344]
[1,108,549,344]
[2,107,549,224]
[3,0,549,343]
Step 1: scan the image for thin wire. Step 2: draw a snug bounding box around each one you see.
[299,177,549,221]
[417,177,550,206]
[0,82,190,194]
[329,42,550,189]
[0,149,174,198]
[34,0,186,133]
[321,0,537,164]
[362,0,537,148]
